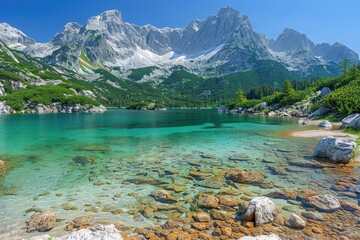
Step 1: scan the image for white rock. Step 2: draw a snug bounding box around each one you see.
[244,197,277,226]
[313,136,356,163]
[286,213,306,229]
[318,120,332,128]
[238,234,281,240]
[58,224,123,240]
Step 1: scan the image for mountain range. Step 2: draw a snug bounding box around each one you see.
[0,7,358,107]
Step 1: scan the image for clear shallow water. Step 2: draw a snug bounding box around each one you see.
[0,109,358,239]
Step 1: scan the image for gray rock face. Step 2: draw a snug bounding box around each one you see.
[313,136,356,163]
[304,194,341,212]
[244,197,278,226]
[58,224,123,240]
[285,213,306,229]
[318,120,332,128]
[27,210,57,232]
[238,234,281,240]
[319,87,331,97]
[301,211,324,221]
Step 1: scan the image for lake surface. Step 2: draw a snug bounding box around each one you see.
[0,109,359,239]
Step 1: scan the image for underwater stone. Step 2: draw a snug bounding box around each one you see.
[285,213,306,229]
[304,194,340,212]
[27,210,57,232]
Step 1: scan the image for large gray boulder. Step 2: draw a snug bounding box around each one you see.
[347,116,360,129]
[319,87,331,97]
[58,224,124,240]
[244,197,277,226]
[238,235,281,240]
[304,194,340,212]
[341,113,360,128]
[313,136,356,163]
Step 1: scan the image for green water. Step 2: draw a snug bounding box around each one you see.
[0,109,358,239]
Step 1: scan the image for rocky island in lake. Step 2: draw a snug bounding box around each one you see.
[0,2,360,240]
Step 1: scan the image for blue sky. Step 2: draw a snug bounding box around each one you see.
[1,0,359,54]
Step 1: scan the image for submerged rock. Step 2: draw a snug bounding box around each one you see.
[150,190,177,203]
[27,210,57,232]
[285,213,306,229]
[238,234,281,240]
[244,197,277,226]
[313,136,356,163]
[197,193,219,208]
[0,159,9,177]
[73,156,96,165]
[227,170,264,185]
[301,211,324,221]
[304,194,340,212]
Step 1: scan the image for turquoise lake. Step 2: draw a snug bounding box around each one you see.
[0,109,359,239]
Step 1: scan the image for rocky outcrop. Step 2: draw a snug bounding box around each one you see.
[285,213,306,229]
[238,234,281,240]
[304,194,341,212]
[78,90,97,100]
[244,197,278,226]
[313,136,356,163]
[27,210,57,232]
[0,101,106,114]
[0,101,13,114]
[318,120,332,128]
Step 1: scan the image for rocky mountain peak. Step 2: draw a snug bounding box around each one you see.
[52,22,81,46]
[271,28,315,53]
[0,23,35,50]
[85,10,123,32]
[218,7,240,17]
[99,9,122,22]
